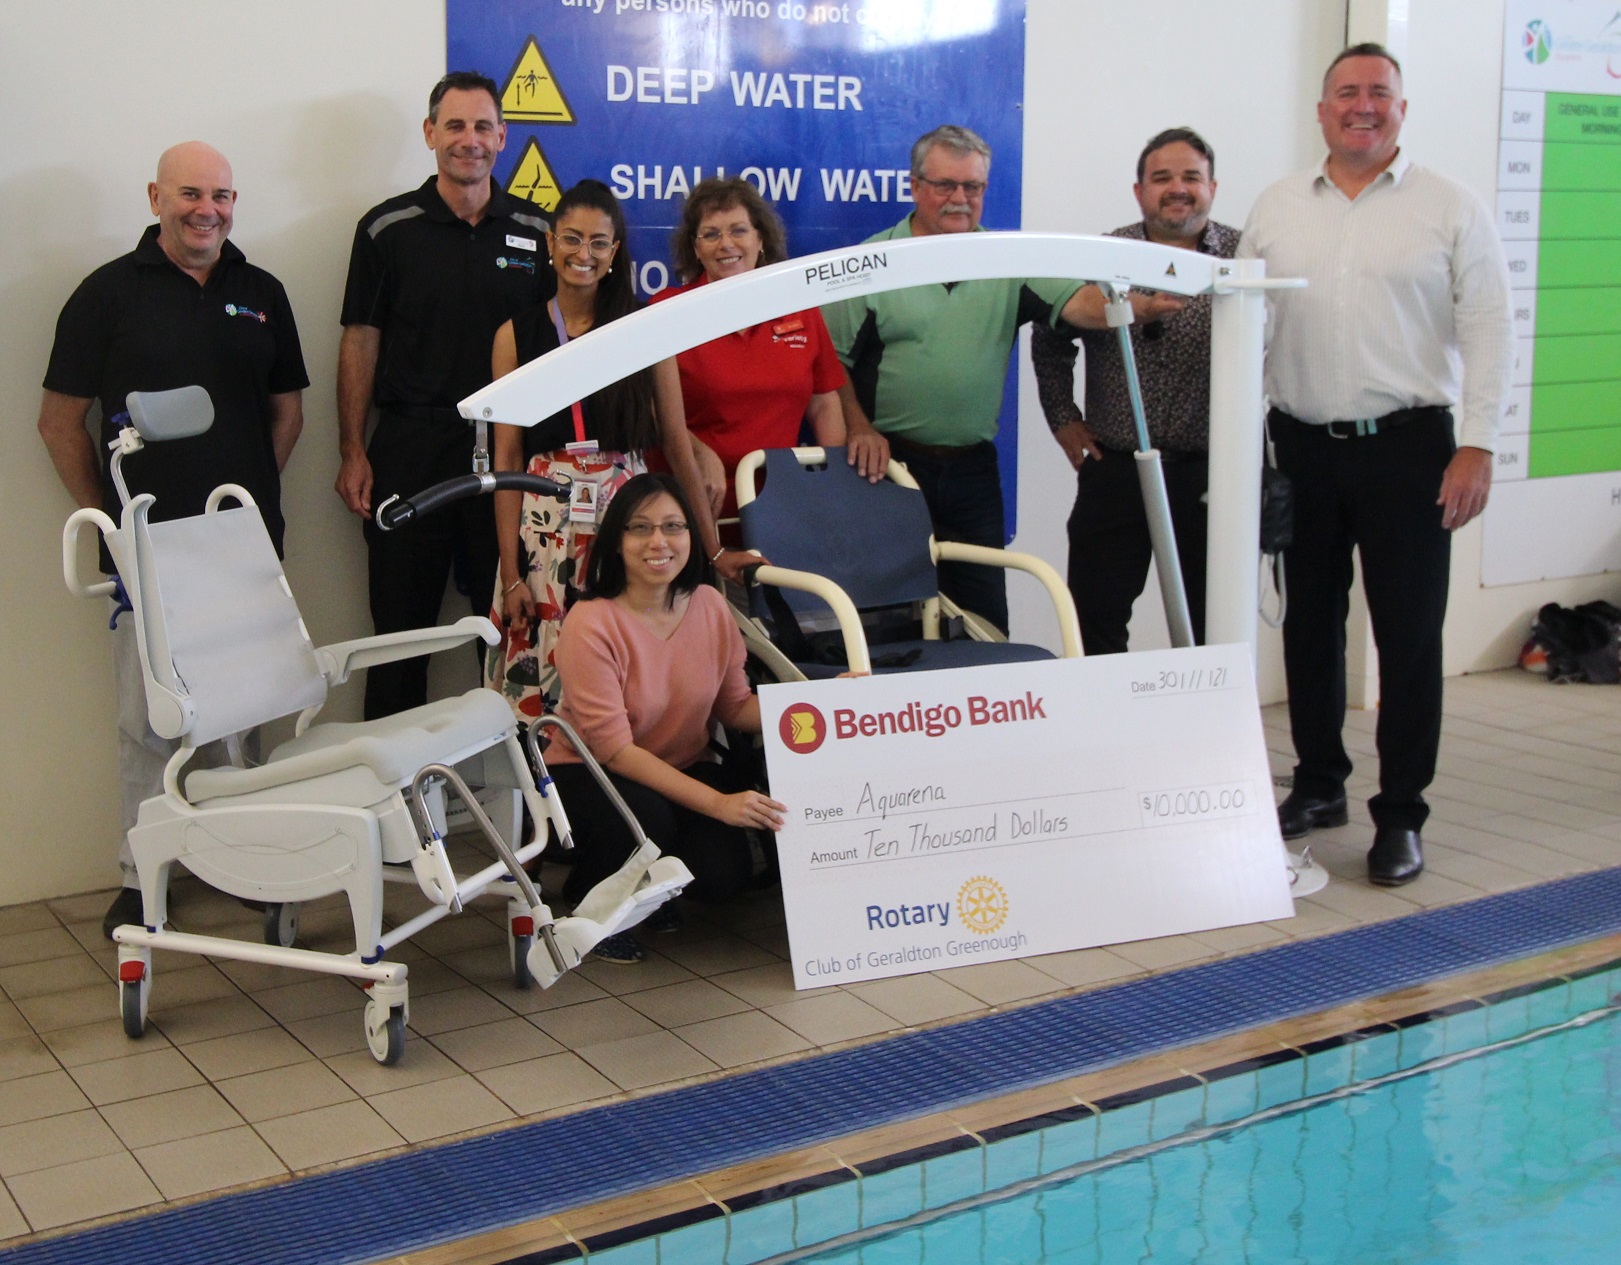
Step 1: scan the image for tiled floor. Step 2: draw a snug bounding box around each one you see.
[1,668,1619,1248]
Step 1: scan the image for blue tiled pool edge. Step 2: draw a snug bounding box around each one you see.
[685,966,1621,1265]
[10,866,1621,1265]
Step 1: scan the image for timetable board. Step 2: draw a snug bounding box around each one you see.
[1484,1,1621,585]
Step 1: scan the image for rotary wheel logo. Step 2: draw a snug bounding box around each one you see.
[779,703,826,754]
[956,876,1009,935]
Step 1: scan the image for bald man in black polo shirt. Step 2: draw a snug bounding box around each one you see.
[336,71,554,720]
[38,141,308,936]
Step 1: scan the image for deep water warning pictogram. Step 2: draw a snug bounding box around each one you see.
[501,37,575,124]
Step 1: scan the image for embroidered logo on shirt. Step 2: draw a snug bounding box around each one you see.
[223,304,267,322]
[496,256,536,272]
[771,318,808,347]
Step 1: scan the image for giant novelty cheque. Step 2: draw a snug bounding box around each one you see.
[761,647,1294,989]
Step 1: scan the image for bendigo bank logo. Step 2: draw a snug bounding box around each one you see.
[779,703,827,754]
[785,692,1048,757]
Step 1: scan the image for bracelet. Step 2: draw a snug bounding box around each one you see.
[503,578,525,596]
[711,546,727,563]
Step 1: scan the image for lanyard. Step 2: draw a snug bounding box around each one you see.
[547,299,589,445]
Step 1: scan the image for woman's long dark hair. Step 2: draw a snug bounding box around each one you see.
[583,473,709,606]
[552,180,659,452]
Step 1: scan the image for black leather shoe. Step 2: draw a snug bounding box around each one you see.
[102,888,145,940]
[1276,790,1348,841]
[1368,827,1424,886]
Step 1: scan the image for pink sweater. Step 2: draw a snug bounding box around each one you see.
[548,586,753,768]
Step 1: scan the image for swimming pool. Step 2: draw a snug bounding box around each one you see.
[788,1005,1621,1263]
[9,871,1621,1265]
[588,966,1621,1263]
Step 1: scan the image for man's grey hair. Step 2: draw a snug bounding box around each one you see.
[910,125,992,179]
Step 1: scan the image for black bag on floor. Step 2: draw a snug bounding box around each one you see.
[1525,600,1621,684]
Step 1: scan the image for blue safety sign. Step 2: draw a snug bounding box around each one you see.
[448,0,1031,535]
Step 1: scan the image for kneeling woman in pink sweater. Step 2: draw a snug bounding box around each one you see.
[546,473,786,963]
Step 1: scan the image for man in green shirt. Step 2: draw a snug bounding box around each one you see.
[824,125,1087,633]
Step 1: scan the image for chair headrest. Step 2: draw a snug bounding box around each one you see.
[125,386,214,442]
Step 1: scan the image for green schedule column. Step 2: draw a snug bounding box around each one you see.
[1531,93,1621,478]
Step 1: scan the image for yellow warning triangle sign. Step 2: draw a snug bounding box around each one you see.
[506,138,564,211]
[500,36,574,124]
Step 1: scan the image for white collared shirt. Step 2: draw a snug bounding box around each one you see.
[1237,152,1513,450]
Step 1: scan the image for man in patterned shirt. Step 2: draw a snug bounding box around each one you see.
[1033,127,1238,654]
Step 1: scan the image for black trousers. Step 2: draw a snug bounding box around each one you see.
[1066,447,1207,655]
[549,760,756,906]
[361,413,497,720]
[889,438,1009,634]
[1271,409,1456,831]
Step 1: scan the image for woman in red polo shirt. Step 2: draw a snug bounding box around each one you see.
[650,178,846,559]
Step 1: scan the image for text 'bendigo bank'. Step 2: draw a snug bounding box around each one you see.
[833,692,1047,741]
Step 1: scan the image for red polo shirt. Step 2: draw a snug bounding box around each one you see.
[650,274,846,513]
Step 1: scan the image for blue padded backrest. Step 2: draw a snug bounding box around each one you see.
[738,448,939,616]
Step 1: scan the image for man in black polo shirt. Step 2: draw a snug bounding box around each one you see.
[337,71,554,719]
[37,141,308,936]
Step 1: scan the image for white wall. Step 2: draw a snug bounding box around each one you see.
[2,0,1613,904]
[0,2,447,903]
[1398,0,1620,669]
[1011,0,1349,700]
[1012,0,1620,687]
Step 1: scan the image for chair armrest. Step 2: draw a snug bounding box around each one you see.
[931,543,1083,658]
[751,565,872,674]
[315,616,500,686]
[62,508,119,599]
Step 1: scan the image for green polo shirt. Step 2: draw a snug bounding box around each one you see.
[822,215,1080,447]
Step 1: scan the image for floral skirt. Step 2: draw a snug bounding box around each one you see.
[483,447,644,720]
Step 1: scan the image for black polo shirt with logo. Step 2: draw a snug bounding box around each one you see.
[43,225,309,561]
[341,177,554,417]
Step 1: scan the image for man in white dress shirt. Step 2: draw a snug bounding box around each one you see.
[1238,44,1512,886]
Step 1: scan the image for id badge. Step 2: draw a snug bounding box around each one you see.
[569,474,605,526]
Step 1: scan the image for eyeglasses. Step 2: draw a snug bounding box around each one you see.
[695,224,757,244]
[913,176,987,197]
[624,520,690,538]
[554,232,617,257]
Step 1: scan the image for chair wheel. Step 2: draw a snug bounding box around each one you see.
[364,998,406,1065]
[120,977,149,1039]
[263,902,299,948]
[510,931,534,991]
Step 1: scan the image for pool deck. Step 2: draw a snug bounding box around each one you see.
[1,668,1620,1261]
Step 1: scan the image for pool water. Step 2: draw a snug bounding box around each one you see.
[797,1009,1621,1264]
